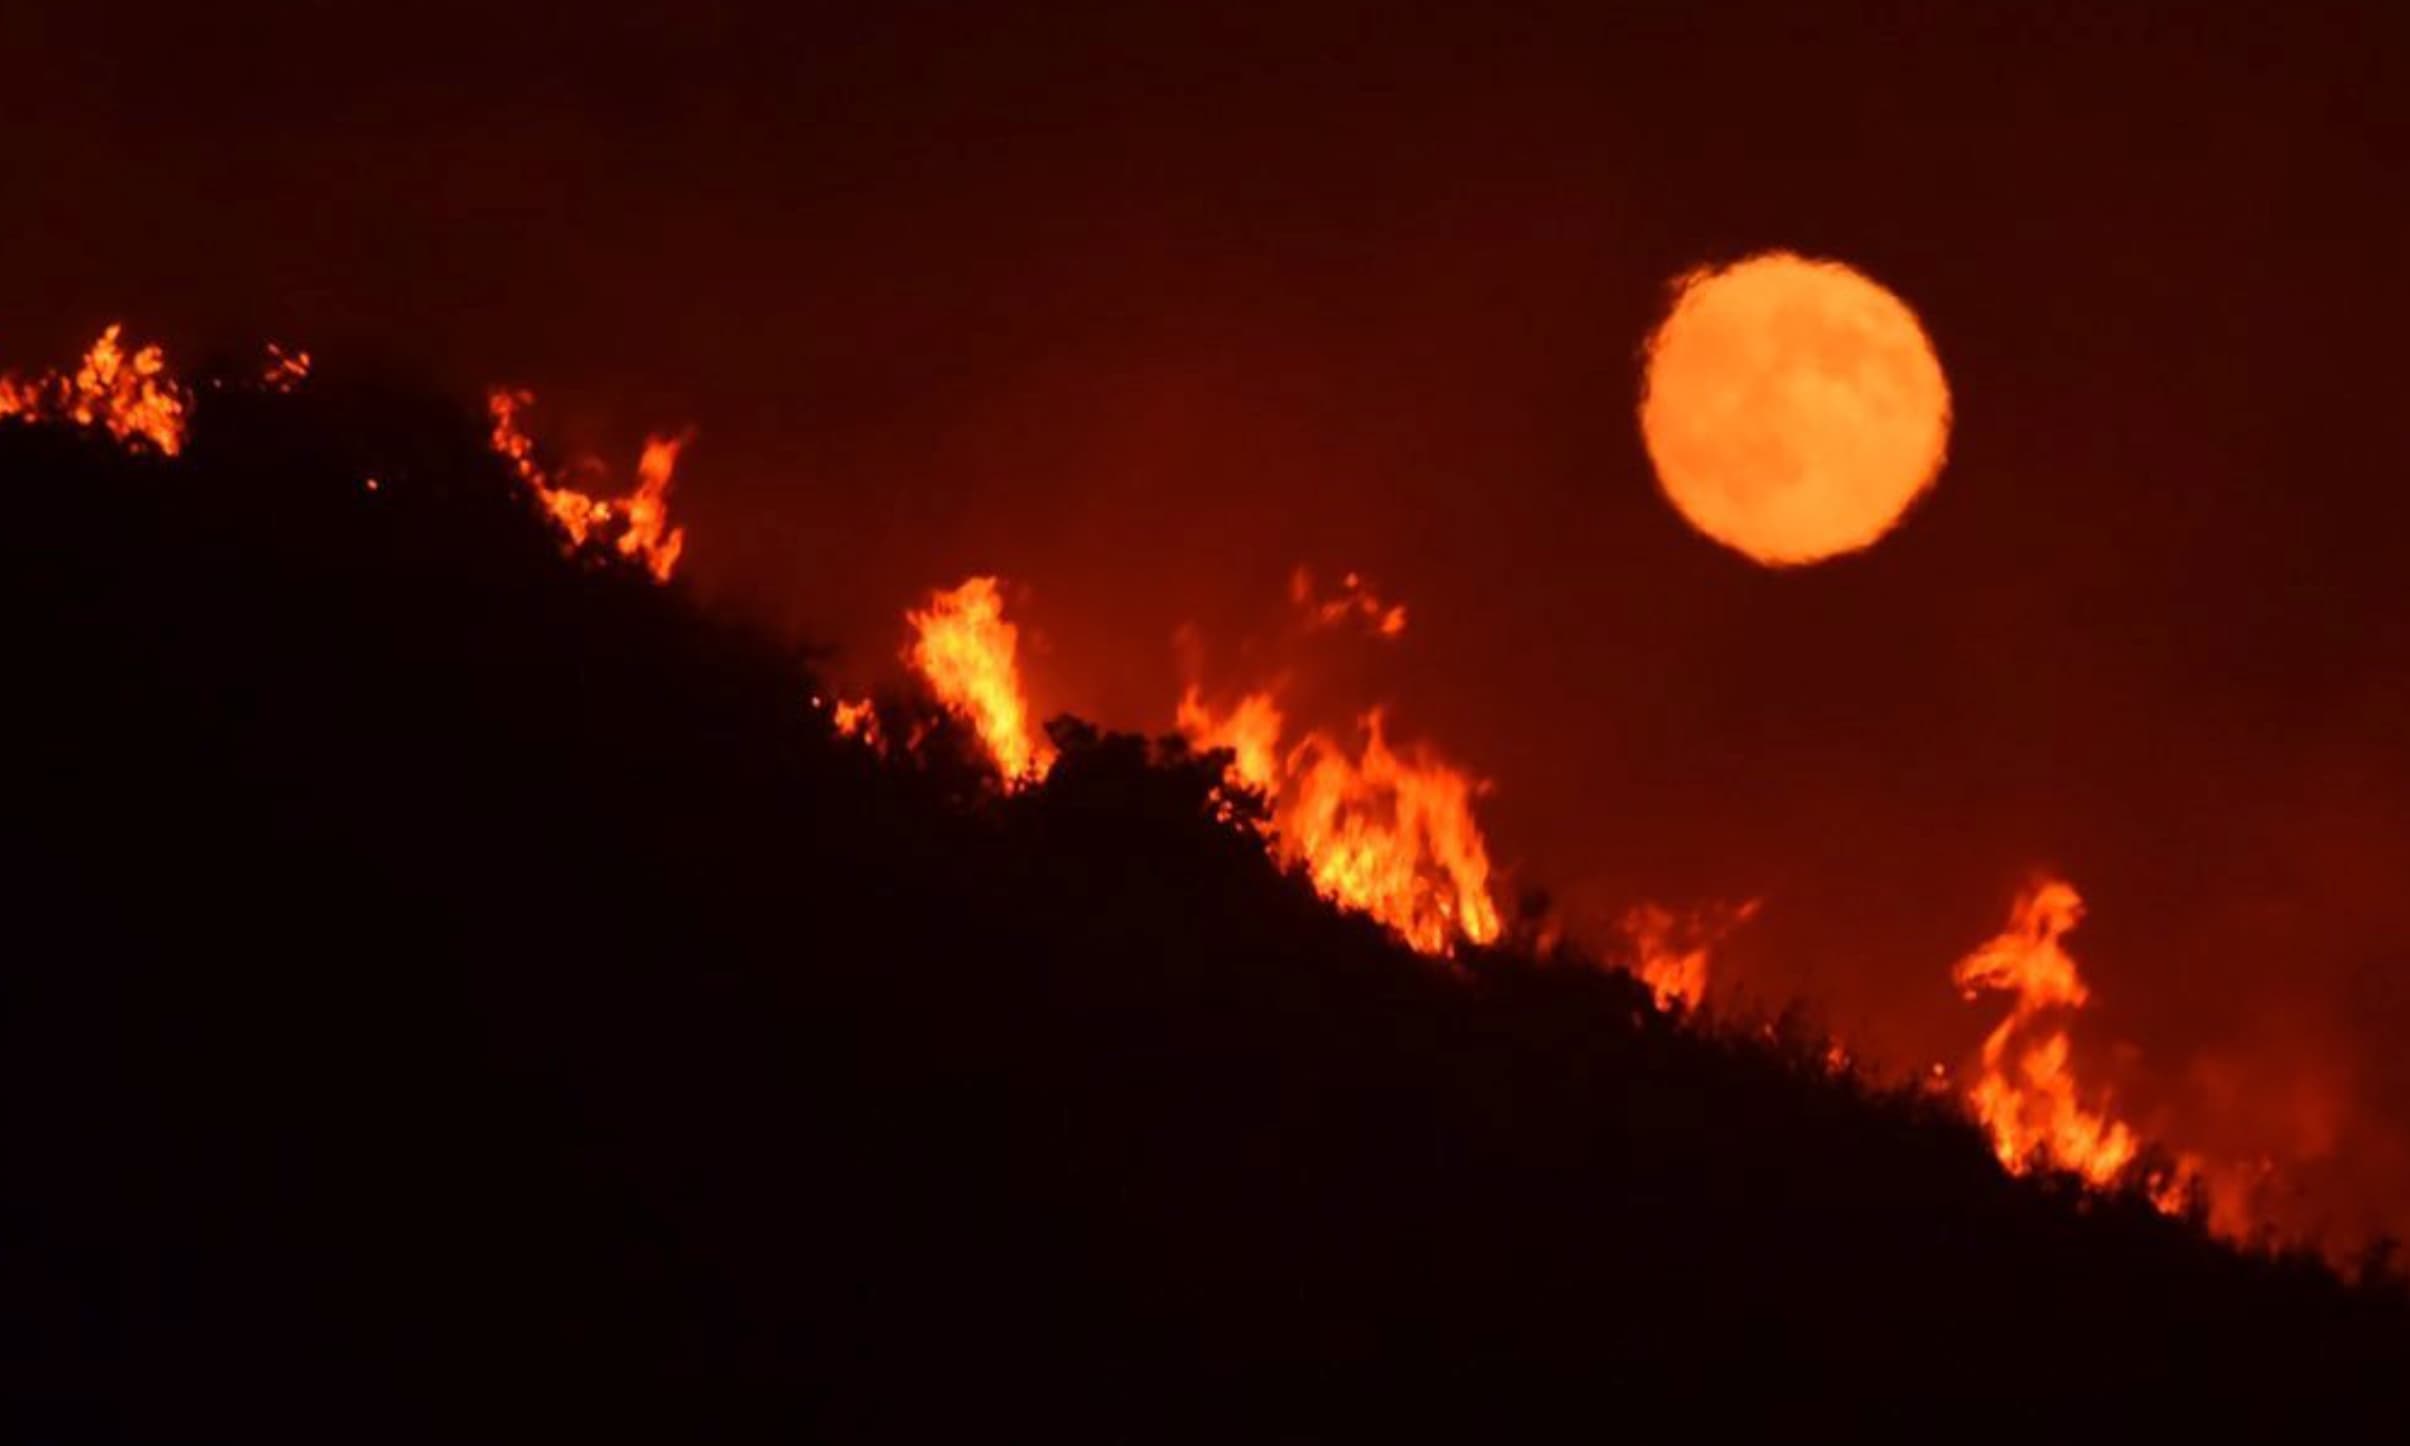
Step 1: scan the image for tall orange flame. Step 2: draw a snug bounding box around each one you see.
[1287,712,1501,953]
[1621,898,1761,1011]
[1953,878,2146,1187]
[0,325,188,455]
[619,434,689,582]
[486,388,689,583]
[1178,687,1500,956]
[906,576,1055,787]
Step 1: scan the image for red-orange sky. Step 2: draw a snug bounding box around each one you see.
[7,2,2406,1243]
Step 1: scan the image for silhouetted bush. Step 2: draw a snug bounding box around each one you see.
[3,375,2404,1442]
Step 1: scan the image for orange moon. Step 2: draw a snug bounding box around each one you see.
[1638,252,1951,567]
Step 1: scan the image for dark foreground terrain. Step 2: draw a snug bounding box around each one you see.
[5,370,2405,1441]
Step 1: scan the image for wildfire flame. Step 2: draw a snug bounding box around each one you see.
[1179,687,1500,956]
[1953,878,2150,1188]
[1287,713,1500,954]
[1176,686,1284,796]
[0,325,188,455]
[3,330,2350,1256]
[619,435,689,582]
[1621,898,1761,1011]
[831,697,883,749]
[906,577,1055,787]
[486,388,689,583]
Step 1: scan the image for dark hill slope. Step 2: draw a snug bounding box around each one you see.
[3,377,2404,1441]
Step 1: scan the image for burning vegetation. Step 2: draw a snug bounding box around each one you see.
[1176,689,1500,955]
[1948,877,2279,1238]
[845,555,2344,1257]
[0,338,694,586]
[1953,877,2145,1188]
[878,567,1499,954]
[0,325,189,455]
[486,388,690,583]
[1622,898,1762,1011]
[0,326,2357,1261]
[5,335,2406,1435]
[905,576,1056,788]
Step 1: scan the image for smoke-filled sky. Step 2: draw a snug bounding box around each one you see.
[8,2,2407,1239]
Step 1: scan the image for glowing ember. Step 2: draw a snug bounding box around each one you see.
[1291,565,1407,637]
[906,577,1055,787]
[1952,878,2146,1187]
[486,388,690,583]
[831,696,884,751]
[1620,898,1761,1011]
[262,344,311,392]
[1179,688,1499,956]
[489,387,544,486]
[0,325,188,455]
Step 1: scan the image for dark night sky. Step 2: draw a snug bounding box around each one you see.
[7,2,2407,1239]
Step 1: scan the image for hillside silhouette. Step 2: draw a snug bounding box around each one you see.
[5,368,2406,1441]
